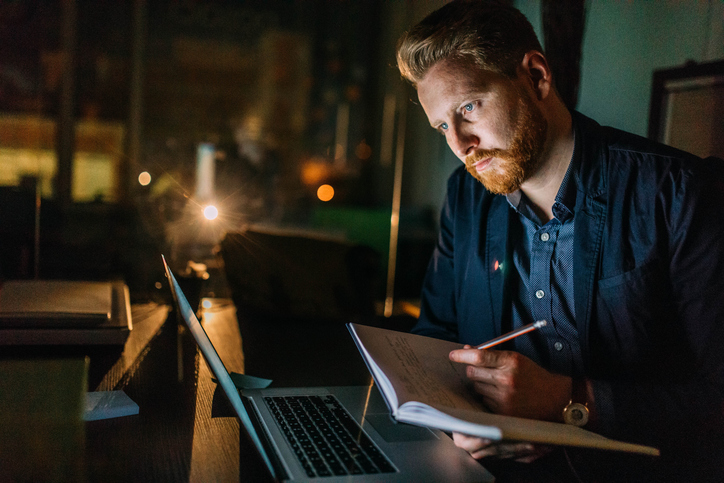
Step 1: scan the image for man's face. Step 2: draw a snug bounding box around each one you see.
[417,59,548,194]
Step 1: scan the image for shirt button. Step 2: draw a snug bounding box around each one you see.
[554,341,564,351]
[540,233,550,242]
[535,290,545,299]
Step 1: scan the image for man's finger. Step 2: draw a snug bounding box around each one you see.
[514,444,553,463]
[470,447,500,460]
[452,432,493,454]
[449,348,502,366]
[470,384,502,412]
[471,442,536,460]
[495,443,536,459]
[466,365,502,384]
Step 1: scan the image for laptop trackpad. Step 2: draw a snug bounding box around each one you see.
[365,414,439,442]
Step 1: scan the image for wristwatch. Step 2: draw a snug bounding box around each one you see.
[562,377,589,427]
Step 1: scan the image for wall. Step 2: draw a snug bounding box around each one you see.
[398,0,724,219]
[377,0,461,218]
[516,0,724,136]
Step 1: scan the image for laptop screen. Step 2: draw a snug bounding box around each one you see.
[162,256,275,477]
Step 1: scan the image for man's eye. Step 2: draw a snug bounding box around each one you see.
[464,103,474,112]
[440,122,448,131]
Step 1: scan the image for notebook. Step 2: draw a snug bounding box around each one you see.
[0,280,131,345]
[0,280,112,328]
[162,256,494,482]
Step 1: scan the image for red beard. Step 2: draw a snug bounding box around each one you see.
[465,87,548,195]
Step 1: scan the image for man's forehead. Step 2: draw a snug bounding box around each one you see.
[417,59,509,114]
[421,59,510,95]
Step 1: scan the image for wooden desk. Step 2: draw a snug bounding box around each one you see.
[0,297,400,481]
[84,299,373,481]
[83,300,241,481]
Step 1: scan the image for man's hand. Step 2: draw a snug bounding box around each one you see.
[452,432,553,463]
[449,346,571,421]
[448,347,572,462]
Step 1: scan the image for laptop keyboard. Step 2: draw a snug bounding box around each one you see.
[264,395,397,478]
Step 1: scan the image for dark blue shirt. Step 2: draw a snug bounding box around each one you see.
[412,111,724,479]
[505,152,583,377]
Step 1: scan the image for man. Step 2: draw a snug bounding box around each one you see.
[396,1,724,481]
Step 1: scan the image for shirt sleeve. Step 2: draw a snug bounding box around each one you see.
[411,173,460,342]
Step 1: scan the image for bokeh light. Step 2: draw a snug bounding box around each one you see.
[203,205,219,220]
[138,171,152,186]
[317,184,334,202]
[355,141,372,160]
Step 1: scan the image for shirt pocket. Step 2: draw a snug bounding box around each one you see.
[594,259,676,374]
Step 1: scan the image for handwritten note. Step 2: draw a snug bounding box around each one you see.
[356,325,484,412]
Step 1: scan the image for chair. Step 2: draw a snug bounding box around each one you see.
[219,226,381,386]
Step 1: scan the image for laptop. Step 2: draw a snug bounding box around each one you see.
[163,256,494,482]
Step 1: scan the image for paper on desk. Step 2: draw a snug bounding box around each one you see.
[83,390,139,421]
[212,372,272,390]
[230,371,272,389]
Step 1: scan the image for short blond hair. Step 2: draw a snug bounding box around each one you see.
[396,0,543,86]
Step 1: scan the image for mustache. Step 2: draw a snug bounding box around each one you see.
[465,149,504,168]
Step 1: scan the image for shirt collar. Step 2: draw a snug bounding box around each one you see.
[506,125,578,223]
[553,147,576,222]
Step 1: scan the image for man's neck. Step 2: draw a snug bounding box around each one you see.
[520,109,575,223]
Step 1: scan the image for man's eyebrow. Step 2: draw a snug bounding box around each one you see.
[429,117,448,130]
[427,108,451,129]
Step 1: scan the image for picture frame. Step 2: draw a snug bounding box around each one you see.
[647,59,724,159]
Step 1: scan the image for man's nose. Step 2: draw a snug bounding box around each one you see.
[448,126,479,159]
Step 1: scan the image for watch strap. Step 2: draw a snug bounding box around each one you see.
[563,377,590,426]
[571,376,588,406]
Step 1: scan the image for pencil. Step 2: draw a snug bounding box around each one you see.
[475,320,547,349]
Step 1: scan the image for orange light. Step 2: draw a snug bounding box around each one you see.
[494,260,499,271]
[138,171,151,186]
[355,141,372,160]
[317,184,334,202]
[300,157,333,186]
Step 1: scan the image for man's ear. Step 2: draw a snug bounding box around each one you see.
[519,51,553,101]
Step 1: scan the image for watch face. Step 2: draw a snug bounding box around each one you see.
[564,402,589,426]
